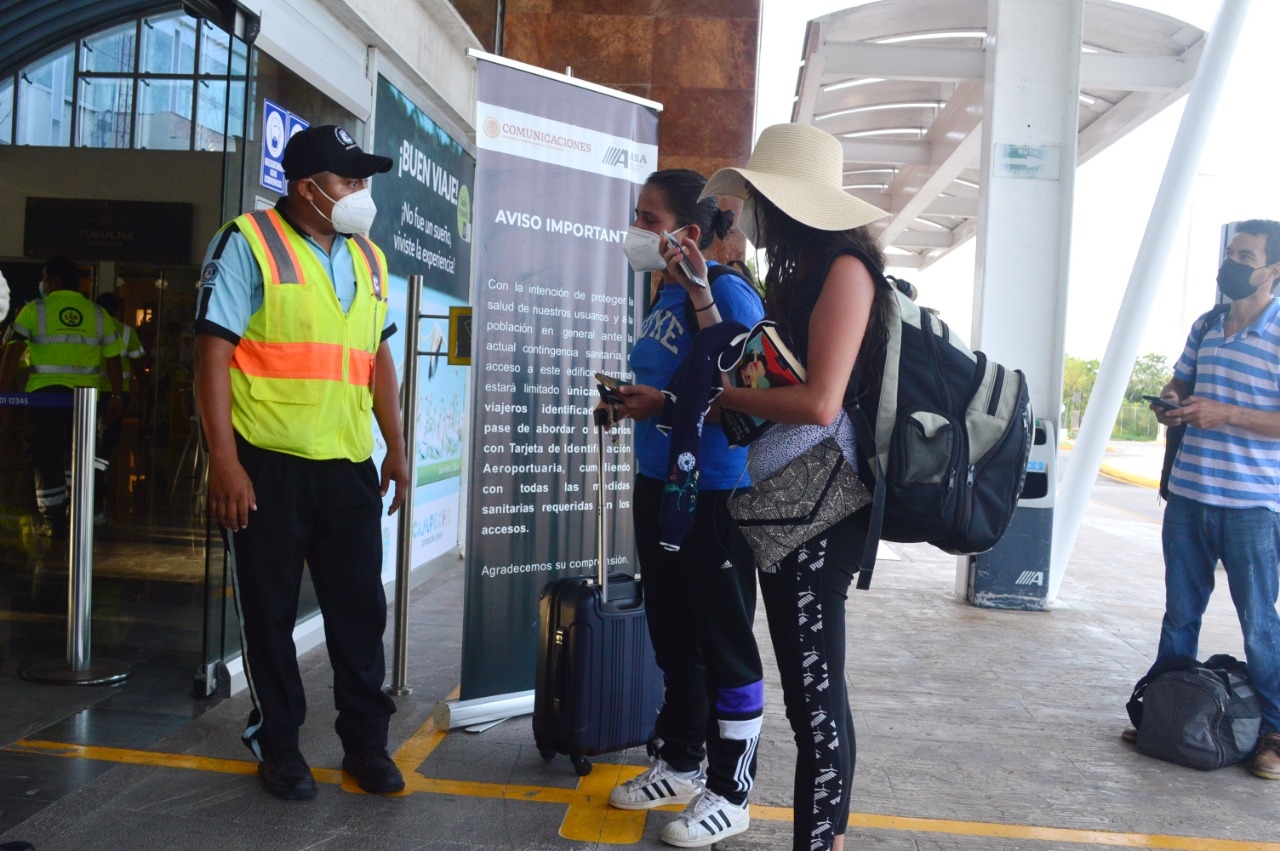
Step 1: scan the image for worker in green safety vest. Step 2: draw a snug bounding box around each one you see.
[0,256,123,536]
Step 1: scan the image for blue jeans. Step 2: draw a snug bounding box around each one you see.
[1158,493,1280,733]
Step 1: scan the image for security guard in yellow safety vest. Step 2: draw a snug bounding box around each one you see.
[193,125,409,801]
[0,256,124,536]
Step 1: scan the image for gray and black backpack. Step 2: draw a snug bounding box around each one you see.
[844,248,1033,589]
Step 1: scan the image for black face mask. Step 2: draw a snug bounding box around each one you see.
[1217,258,1261,301]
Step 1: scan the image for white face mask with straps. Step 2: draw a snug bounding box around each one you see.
[622,225,688,273]
[309,183,378,235]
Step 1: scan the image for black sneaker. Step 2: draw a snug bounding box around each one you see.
[342,747,405,794]
[258,748,317,800]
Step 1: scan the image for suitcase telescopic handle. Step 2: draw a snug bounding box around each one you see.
[596,419,609,603]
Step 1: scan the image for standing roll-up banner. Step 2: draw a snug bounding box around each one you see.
[369,76,475,579]
[462,53,659,702]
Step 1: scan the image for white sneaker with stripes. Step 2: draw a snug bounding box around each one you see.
[659,789,750,847]
[608,759,703,810]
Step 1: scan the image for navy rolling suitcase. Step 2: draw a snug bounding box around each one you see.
[533,418,663,775]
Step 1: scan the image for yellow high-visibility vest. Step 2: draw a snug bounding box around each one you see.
[99,321,144,393]
[227,208,389,461]
[15,290,120,392]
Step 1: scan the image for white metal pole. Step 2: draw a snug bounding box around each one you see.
[23,389,131,686]
[68,386,96,670]
[388,274,424,696]
[1049,0,1251,603]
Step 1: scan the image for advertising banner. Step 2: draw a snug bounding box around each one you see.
[463,57,659,700]
[369,76,476,578]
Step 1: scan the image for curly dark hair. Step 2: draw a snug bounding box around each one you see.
[744,189,891,392]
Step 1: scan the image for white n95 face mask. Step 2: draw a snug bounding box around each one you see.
[621,227,667,273]
[310,184,378,235]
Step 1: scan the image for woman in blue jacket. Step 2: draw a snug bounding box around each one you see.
[603,169,765,848]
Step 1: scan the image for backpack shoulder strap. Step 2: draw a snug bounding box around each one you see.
[827,247,893,591]
[1186,303,1230,381]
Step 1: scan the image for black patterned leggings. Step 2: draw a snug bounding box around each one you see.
[758,512,864,851]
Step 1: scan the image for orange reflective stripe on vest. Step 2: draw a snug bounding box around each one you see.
[233,339,374,388]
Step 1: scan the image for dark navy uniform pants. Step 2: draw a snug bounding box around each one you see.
[227,435,395,760]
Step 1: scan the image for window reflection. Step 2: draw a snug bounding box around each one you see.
[80,21,136,74]
[140,14,197,75]
[76,76,133,148]
[5,10,247,152]
[196,78,244,152]
[16,44,73,146]
[137,78,194,150]
[0,77,13,145]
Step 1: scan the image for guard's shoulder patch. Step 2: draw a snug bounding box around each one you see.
[201,263,219,284]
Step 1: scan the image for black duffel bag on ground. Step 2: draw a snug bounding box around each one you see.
[1126,653,1261,770]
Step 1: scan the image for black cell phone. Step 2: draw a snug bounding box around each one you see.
[595,372,631,405]
[1143,394,1179,411]
[662,231,707,288]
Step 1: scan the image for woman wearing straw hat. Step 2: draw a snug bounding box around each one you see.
[669,123,892,851]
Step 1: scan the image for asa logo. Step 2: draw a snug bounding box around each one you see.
[601,147,629,168]
[1015,570,1044,586]
[59,308,84,328]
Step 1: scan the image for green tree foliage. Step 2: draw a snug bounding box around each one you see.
[1062,355,1100,408]
[1124,353,1174,403]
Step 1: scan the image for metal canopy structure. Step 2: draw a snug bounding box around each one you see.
[792,0,1205,269]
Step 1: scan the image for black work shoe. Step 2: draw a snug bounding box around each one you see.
[258,749,317,800]
[342,747,405,794]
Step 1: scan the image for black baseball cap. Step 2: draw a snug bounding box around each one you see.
[282,125,392,181]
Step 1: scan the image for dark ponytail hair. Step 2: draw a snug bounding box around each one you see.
[644,169,735,250]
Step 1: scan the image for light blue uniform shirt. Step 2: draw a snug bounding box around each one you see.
[1169,299,1280,511]
[195,207,395,344]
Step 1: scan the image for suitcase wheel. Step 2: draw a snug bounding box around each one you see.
[571,753,592,776]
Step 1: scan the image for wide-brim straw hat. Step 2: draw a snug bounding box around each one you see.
[701,123,888,232]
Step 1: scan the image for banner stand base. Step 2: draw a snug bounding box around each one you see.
[432,689,534,730]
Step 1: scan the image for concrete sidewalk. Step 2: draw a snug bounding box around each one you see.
[3,457,1278,851]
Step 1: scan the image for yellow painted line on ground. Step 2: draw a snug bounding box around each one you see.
[392,683,458,772]
[559,762,652,844]
[8,738,1278,850]
[9,740,259,776]
[848,812,1280,851]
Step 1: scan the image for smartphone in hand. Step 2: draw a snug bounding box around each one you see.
[1142,394,1180,412]
[662,231,707,288]
[596,372,631,405]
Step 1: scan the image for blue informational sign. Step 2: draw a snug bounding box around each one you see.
[260,99,308,194]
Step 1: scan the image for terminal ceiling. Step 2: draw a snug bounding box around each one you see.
[792,0,1205,269]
